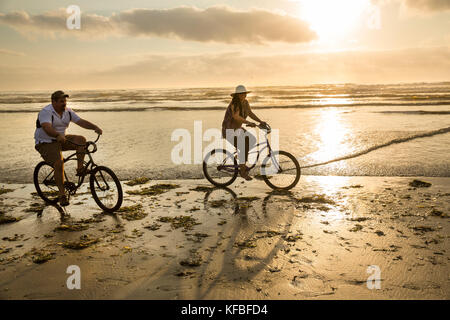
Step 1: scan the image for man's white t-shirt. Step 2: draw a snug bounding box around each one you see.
[34,104,81,145]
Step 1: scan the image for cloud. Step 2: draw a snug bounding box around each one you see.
[2,46,448,90]
[92,47,449,87]
[0,9,115,39]
[371,0,450,12]
[0,48,25,56]
[0,6,317,44]
[402,0,450,11]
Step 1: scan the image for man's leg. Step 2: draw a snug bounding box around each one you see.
[53,154,65,197]
[35,142,68,205]
[64,135,86,173]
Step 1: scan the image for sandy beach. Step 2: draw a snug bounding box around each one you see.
[0,175,448,300]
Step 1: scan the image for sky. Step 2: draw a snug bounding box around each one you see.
[0,0,449,90]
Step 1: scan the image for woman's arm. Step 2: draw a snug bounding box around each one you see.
[247,102,264,124]
[231,103,254,126]
[248,110,263,123]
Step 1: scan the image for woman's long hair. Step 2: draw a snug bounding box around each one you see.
[231,94,244,117]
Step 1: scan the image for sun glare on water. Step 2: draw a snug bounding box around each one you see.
[296,0,371,42]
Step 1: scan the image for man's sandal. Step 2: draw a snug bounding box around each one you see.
[59,194,69,206]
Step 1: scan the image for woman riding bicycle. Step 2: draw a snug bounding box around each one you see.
[222,85,266,181]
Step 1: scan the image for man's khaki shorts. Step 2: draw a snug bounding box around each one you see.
[35,135,79,166]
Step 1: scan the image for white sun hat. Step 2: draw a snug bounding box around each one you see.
[231,85,251,96]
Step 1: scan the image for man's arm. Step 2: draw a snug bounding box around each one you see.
[41,123,65,143]
[75,119,103,135]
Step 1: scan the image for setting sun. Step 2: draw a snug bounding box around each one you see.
[296,0,371,41]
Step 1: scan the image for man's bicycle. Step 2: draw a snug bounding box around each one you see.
[33,134,123,212]
[203,123,301,190]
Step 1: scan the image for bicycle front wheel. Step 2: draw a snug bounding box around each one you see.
[203,149,238,187]
[33,161,59,204]
[89,166,123,212]
[261,150,301,190]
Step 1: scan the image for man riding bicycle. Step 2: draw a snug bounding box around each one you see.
[34,90,102,206]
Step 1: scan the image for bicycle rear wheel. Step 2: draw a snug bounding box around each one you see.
[203,149,238,187]
[261,150,301,190]
[89,166,123,212]
[33,161,59,204]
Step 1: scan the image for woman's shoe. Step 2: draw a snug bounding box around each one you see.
[239,165,253,181]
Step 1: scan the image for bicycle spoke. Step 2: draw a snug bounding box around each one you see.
[203,149,238,187]
[262,151,300,190]
[90,166,122,212]
[35,162,59,203]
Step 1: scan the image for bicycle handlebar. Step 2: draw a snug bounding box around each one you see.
[244,122,271,133]
[66,133,101,148]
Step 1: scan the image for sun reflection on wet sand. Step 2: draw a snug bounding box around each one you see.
[311,176,350,220]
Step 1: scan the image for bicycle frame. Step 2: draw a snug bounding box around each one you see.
[41,136,100,195]
[218,129,281,173]
[62,150,97,191]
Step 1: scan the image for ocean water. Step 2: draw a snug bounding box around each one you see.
[0,83,449,183]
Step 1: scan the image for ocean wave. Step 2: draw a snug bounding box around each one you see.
[301,126,450,169]
[1,102,450,113]
[374,110,450,115]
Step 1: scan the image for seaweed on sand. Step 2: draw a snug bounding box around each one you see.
[428,209,448,218]
[235,239,257,248]
[23,202,46,214]
[0,212,20,225]
[283,233,303,242]
[238,196,260,202]
[180,254,202,267]
[409,180,431,188]
[125,177,150,186]
[190,186,212,192]
[143,222,162,231]
[157,215,201,231]
[208,200,228,208]
[31,250,55,264]
[62,235,100,250]
[117,204,147,221]
[126,183,180,196]
[342,185,363,189]
[0,188,14,195]
[0,247,12,254]
[296,194,336,205]
[54,223,89,232]
[31,190,58,198]
[2,234,24,241]
[410,225,436,233]
[349,224,364,232]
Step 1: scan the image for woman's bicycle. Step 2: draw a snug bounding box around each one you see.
[203,123,301,190]
[33,134,123,213]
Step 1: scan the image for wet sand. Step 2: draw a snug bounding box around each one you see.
[0,176,449,299]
